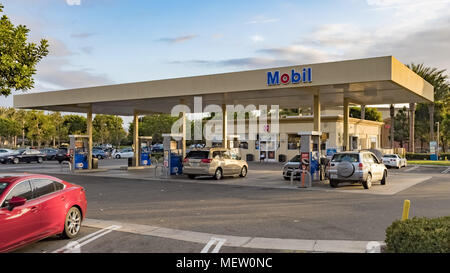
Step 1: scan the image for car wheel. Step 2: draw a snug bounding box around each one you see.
[239,166,247,177]
[362,173,372,189]
[61,207,82,239]
[188,174,196,179]
[329,179,339,188]
[381,171,387,185]
[283,176,290,181]
[13,158,19,164]
[37,157,43,163]
[214,168,223,180]
[115,154,121,159]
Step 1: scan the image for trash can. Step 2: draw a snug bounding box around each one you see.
[246,154,254,162]
[92,158,98,169]
[278,154,286,162]
[128,157,133,167]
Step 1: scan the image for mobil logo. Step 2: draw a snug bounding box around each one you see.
[267,67,312,86]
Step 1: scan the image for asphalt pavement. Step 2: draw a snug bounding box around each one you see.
[1,159,449,253]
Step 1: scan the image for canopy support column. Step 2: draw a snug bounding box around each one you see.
[87,105,93,170]
[133,110,139,167]
[313,94,321,132]
[343,98,349,151]
[222,104,228,148]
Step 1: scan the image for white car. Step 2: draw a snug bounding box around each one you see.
[113,148,134,159]
[0,149,15,157]
[382,154,407,169]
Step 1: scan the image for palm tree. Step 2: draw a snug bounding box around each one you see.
[407,63,449,153]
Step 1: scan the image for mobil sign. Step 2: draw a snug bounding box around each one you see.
[267,67,312,86]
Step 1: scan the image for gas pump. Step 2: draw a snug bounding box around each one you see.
[69,135,89,170]
[139,136,153,166]
[162,133,183,175]
[298,131,322,181]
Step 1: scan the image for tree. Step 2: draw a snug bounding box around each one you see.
[407,63,450,152]
[93,114,126,146]
[25,110,54,148]
[0,116,20,146]
[349,107,383,122]
[63,115,86,135]
[129,114,178,144]
[49,112,67,146]
[0,3,49,97]
[394,107,409,148]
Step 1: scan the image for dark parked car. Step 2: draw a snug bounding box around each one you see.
[151,144,164,153]
[92,149,107,159]
[40,148,59,160]
[0,149,46,164]
[55,148,71,164]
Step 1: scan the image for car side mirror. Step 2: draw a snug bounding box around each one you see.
[8,196,26,210]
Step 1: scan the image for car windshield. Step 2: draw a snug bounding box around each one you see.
[332,153,359,163]
[186,151,209,159]
[0,182,9,196]
[383,155,397,158]
[16,149,26,154]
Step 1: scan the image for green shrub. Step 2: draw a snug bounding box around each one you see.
[405,153,450,160]
[385,216,450,253]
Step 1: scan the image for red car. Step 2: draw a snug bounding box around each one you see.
[0,173,87,253]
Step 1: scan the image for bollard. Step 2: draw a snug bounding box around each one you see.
[401,199,410,221]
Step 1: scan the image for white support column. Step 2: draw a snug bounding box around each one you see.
[133,110,139,167]
[222,103,228,148]
[87,105,93,170]
[313,94,321,132]
[343,98,350,151]
[181,111,186,158]
[361,104,366,120]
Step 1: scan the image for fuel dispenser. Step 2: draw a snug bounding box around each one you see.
[139,136,153,166]
[162,133,183,175]
[69,135,89,170]
[298,131,323,182]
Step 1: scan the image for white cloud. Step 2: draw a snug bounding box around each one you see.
[250,35,265,43]
[155,35,198,44]
[66,0,81,6]
[245,15,279,24]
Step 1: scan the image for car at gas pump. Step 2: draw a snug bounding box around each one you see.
[328,151,388,189]
[183,148,248,180]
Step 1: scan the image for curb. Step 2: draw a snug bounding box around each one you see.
[83,218,385,253]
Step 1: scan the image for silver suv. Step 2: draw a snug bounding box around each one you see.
[182,148,248,180]
[328,151,387,189]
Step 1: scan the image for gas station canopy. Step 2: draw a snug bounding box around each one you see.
[13,56,433,115]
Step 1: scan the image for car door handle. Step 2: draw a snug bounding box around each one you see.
[61,196,66,201]
[31,206,39,213]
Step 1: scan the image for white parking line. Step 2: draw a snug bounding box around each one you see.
[442,167,450,174]
[52,225,121,253]
[201,237,227,253]
[404,165,420,172]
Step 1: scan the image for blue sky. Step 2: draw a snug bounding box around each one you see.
[1,0,449,118]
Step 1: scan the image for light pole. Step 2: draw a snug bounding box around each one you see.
[436,122,440,157]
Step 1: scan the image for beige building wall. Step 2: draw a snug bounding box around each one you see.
[204,116,383,162]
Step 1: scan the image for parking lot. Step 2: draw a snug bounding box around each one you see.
[1,158,447,195]
[2,159,449,253]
